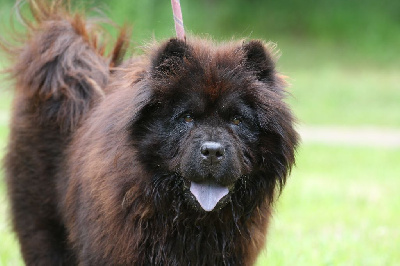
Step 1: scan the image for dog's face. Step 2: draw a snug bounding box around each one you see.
[139,89,259,212]
[130,38,298,213]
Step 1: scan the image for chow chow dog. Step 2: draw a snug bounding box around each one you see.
[2,0,298,265]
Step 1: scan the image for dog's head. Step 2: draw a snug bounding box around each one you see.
[130,38,299,213]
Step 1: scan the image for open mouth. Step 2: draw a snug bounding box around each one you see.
[189,181,230,212]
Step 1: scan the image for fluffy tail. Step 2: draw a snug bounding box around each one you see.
[1,2,130,263]
[1,0,129,132]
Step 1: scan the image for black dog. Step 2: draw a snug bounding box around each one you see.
[3,1,298,265]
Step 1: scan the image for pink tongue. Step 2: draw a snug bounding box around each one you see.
[190,182,229,212]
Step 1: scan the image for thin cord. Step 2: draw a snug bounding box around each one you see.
[171,0,185,40]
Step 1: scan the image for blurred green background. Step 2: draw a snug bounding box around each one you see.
[0,0,399,265]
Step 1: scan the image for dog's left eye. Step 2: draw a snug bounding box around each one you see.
[183,114,194,123]
[232,116,241,125]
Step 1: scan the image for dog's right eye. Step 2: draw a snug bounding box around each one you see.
[183,114,194,123]
[232,116,242,126]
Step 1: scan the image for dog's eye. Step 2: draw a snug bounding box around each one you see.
[183,114,194,123]
[232,116,241,125]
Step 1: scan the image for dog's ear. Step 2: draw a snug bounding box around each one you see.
[151,38,191,77]
[242,40,276,84]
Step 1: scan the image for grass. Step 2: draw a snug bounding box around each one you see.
[0,91,19,265]
[286,64,400,127]
[0,183,22,266]
[257,144,400,265]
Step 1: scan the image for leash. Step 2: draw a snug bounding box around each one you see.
[171,0,186,40]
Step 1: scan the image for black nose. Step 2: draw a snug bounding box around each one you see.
[200,142,225,161]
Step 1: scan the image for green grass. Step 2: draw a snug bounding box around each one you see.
[286,64,400,127]
[257,144,400,265]
[0,183,22,266]
[0,88,17,266]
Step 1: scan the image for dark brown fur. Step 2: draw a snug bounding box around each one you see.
[2,1,298,265]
